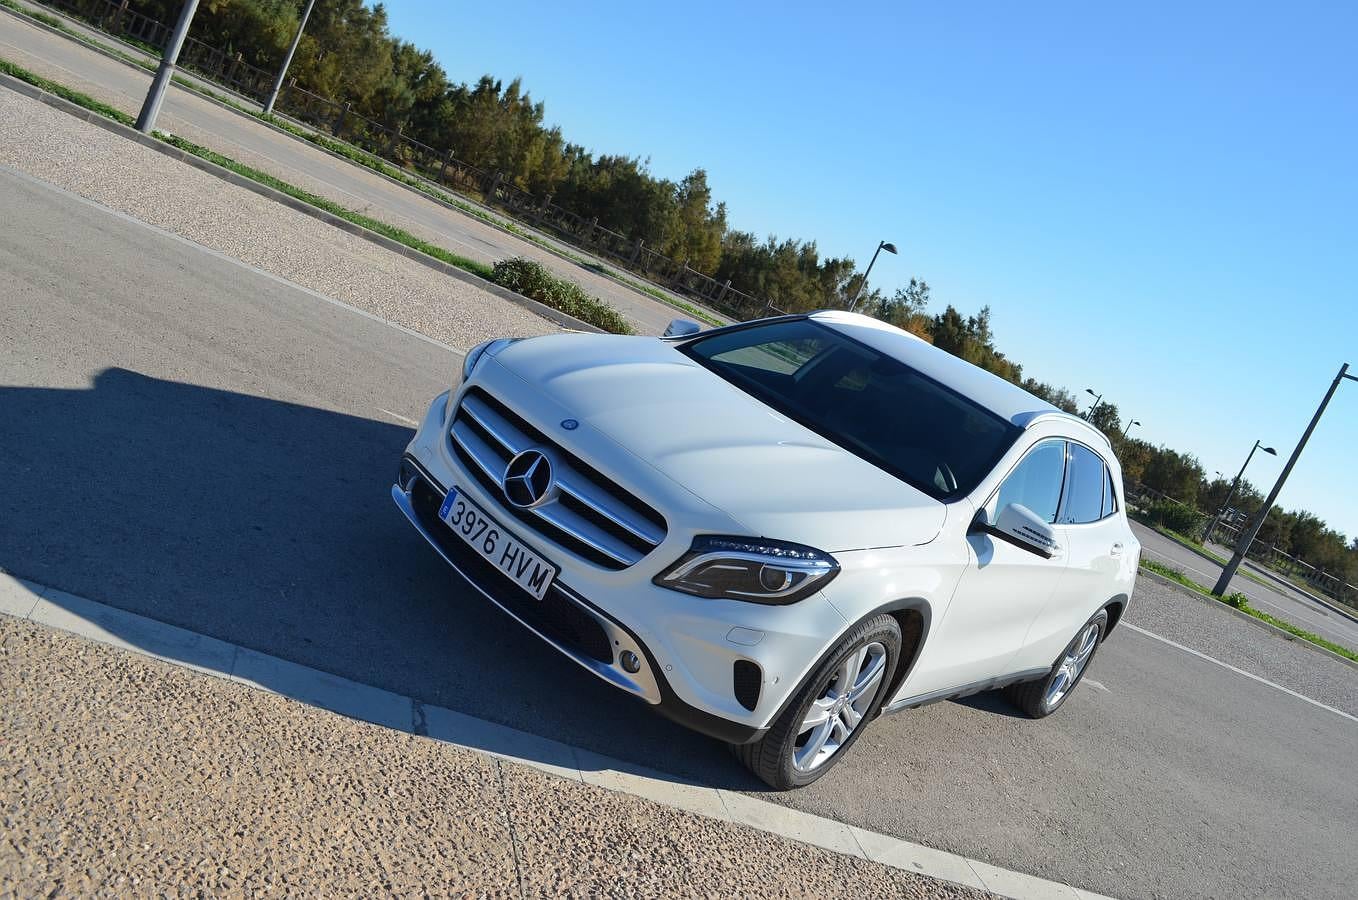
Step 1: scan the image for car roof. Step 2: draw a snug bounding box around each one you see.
[807,310,1109,446]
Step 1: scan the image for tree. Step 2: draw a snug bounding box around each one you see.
[1141,446,1205,504]
[1022,380,1080,414]
[928,306,1022,383]
[870,279,932,339]
[1116,438,1153,485]
[1087,401,1121,437]
[657,170,725,273]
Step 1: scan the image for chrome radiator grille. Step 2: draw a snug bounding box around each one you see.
[449,388,667,569]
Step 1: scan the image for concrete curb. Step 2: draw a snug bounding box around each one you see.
[1137,568,1358,672]
[0,71,606,336]
[0,571,1111,900]
[1,0,728,328]
[1147,527,1358,626]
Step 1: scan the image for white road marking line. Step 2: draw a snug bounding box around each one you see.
[1083,678,1109,693]
[1125,624,1357,725]
[377,408,418,426]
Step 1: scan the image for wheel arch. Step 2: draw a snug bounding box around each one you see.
[756,596,933,732]
[873,598,933,711]
[1102,594,1128,637]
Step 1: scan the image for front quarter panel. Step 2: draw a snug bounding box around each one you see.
[821,514,973,707]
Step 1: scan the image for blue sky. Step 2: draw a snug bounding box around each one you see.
[384,0,1358,539]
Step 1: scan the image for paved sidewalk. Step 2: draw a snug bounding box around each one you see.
[0,612,991,898]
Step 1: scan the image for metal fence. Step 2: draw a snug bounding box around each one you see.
[36,0,787,322]
[1124,481,1358,611]
[1211,521,1358,610]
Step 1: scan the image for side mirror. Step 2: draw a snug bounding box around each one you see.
[663,319,702,338]
[971,503,1061,559]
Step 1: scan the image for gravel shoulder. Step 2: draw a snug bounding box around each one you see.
[0,613,989,899]
[0,86,558,351]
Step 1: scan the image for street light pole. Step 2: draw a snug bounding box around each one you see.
[848,240,897,312]
[1120,419,1141,439]
[262,0,317,117]
[135,0,200,134]
[1202,439,1275,545]
[1212,363,1357,596]
[1083,389,1102,421]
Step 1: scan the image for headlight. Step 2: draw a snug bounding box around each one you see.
[461,338,520,382]
[653,535,839,605]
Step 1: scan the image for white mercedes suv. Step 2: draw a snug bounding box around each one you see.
[393,311,1139,789]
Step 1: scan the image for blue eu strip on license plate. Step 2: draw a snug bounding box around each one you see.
[438,487,459,520]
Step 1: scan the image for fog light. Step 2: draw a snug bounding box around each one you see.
[620,651,641,673]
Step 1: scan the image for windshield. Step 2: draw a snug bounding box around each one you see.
[680,319,1020,500]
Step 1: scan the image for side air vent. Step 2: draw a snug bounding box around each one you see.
[733,660,762,711]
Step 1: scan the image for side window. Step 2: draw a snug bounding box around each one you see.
[994,441,1066,524]
[1060,444,1108,524]
[1102,467,1119,519]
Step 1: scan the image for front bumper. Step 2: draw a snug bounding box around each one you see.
[392,455,766,745]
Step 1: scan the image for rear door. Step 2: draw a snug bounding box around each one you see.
[902,439,1071,698]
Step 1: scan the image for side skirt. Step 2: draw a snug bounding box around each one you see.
[881,667,1051,715]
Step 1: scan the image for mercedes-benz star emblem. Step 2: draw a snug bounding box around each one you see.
[502,449,555,508]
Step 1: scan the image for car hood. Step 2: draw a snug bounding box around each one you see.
[492,334,947,551]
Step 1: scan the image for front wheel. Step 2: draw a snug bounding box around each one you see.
[1005,609,1107,718]
[734,614,901,790]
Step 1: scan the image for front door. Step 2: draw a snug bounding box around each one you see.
[902,439,1071,699]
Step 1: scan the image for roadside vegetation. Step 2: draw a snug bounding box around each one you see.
[1139,558,1358,663]
[490,259,631,334]
[0,55,130,123]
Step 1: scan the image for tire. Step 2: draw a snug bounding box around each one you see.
[1005,609,1108,718]
[734,614,901,790]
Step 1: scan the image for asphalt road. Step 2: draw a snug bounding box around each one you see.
[3,169,1356,900]
[1131,521,1358,649]
[0,7,702,337]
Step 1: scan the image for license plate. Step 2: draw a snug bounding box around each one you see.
[438,487,557,600]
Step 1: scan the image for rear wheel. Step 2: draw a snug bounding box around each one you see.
[734,614,901,790]
[1005,610,1107,718]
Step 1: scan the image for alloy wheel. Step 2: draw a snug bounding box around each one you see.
[792,641,887,772]
[1045,622,1100,709]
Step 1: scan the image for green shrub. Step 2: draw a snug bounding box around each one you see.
[1222,592,1250,610]
[1142,499,1207,540]
[490,258,632,334]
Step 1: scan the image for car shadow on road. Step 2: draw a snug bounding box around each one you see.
[952,692,1029,719]
[0,367,765,791]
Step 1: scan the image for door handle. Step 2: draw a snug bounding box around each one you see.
[1110,542,1124,557]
